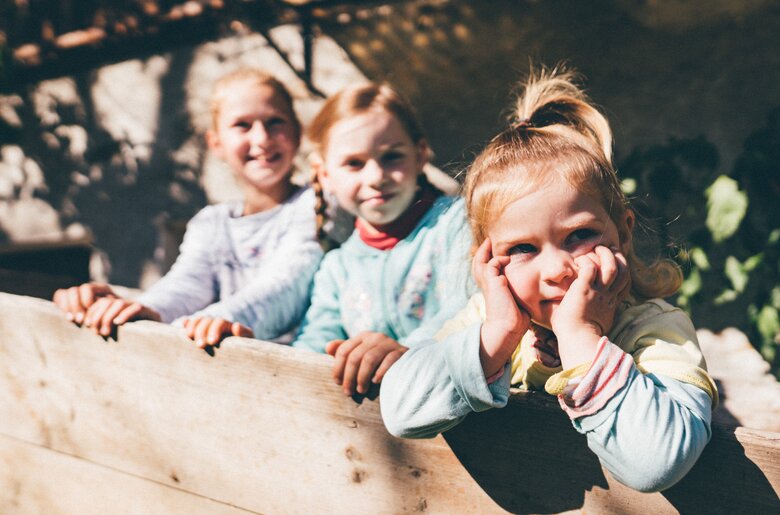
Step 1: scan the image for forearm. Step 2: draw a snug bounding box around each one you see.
[190,245,322,340]
[381,323,510,439]
[565,358,712,492]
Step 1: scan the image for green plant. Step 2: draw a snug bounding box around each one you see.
[618,111,780,377]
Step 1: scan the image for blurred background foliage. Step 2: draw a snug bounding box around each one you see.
[619,108,780,377]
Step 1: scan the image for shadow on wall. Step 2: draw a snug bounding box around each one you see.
[12,48,207,288]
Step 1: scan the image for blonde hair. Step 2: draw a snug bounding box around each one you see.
[465,67,682,299]
[307,82,436,250]
[209,68,301,140]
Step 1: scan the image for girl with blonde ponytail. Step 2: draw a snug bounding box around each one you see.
[381,67,717,494]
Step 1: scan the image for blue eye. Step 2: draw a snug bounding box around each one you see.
[508,243,536,255]
[345,159,365,170]
[383,151,405,163]
[568,228,598,244]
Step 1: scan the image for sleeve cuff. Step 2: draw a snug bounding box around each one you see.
[443,323,510,412]
[546,336,634,419]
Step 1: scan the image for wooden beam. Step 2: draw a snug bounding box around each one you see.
[0,292,778,513]
[0,434,254,514]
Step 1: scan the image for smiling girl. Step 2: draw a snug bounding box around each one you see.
[380,68,718,493]
[54,69,322,347]
[292,82,472,397]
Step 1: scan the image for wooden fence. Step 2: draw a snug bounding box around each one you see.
[1,292,778,514]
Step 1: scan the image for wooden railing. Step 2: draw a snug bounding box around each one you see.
[1,292,778,514]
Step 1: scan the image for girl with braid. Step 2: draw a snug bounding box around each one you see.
[293,83,472,397]
[54,69,322,347]
[381,68,717,492]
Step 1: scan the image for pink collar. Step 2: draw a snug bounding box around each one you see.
[356,187,440,250]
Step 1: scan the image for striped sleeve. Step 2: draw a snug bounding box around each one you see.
[545,336,633,419]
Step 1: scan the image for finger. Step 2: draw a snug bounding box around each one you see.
[488,255,510,276]
[79,283,100,311]
[192,317,214,348]
[67,287,86,323]
[325,339,345,357]
[572,258,597,291]
[594,245,618,288]
[84,297,111,329]
[98,300,126,336]
[231,322,254,339]
[182,317,198,339]
[206,319,230,346]
[339,340,369,395]
[371,350,405,384]
[612,252,631,299]
[331,338,363,385]
[113,302,144,325]
[355,346,386,394]
[475,238,493,265]
[471,238,494,288]
[52,288,74,320]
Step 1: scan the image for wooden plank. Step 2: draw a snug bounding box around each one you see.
[0,293,505,514]
[1,292,778,514]
[0,434,254,515]
[445,394,780,514]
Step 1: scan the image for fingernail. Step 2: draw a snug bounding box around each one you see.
[75,313,83,323]
[66,313,74,321]
[196,339,205,348]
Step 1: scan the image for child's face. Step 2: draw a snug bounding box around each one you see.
[317,108,427,229]
[208,81,300,195]
[488,179,632,328]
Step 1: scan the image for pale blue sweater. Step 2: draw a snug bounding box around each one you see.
[293,196,472,352]
[137,186,323,341]
[380,312,714,493]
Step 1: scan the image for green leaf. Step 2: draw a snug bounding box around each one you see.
[621,178,637,196]
[705,176,747,243]
[743,253,764,273]
[771,287,780,309]
[714,288,738,305]
[689,247,710,271]
[679,267,702,300]
[754,305,780,363]
[724,255,749,293]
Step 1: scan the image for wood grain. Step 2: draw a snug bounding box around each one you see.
[1,292,778,514]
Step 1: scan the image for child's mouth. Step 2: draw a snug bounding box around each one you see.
[248,152,281,166]
[363,192,395,206]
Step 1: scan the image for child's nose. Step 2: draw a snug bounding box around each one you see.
[364,159,386,186]
[249,121,269,146]
[541,248,575,284]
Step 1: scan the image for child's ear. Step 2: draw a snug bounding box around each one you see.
[310,152,329,187]
[618,209,635,255]
[415,139,430,170]
[206,130,223,157]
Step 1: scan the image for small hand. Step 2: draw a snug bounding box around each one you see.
[53,282,117,324]
[325,332,407,396]
[473,238,530,378]
[82,296,161,336]
[182,316,254,349]
[551,245,629,366]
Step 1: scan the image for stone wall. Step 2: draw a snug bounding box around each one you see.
[1,0,779,292]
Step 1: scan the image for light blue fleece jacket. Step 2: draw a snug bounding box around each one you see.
[380,303,714,493]
[136,186,323,341]
[292,195,472,352]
